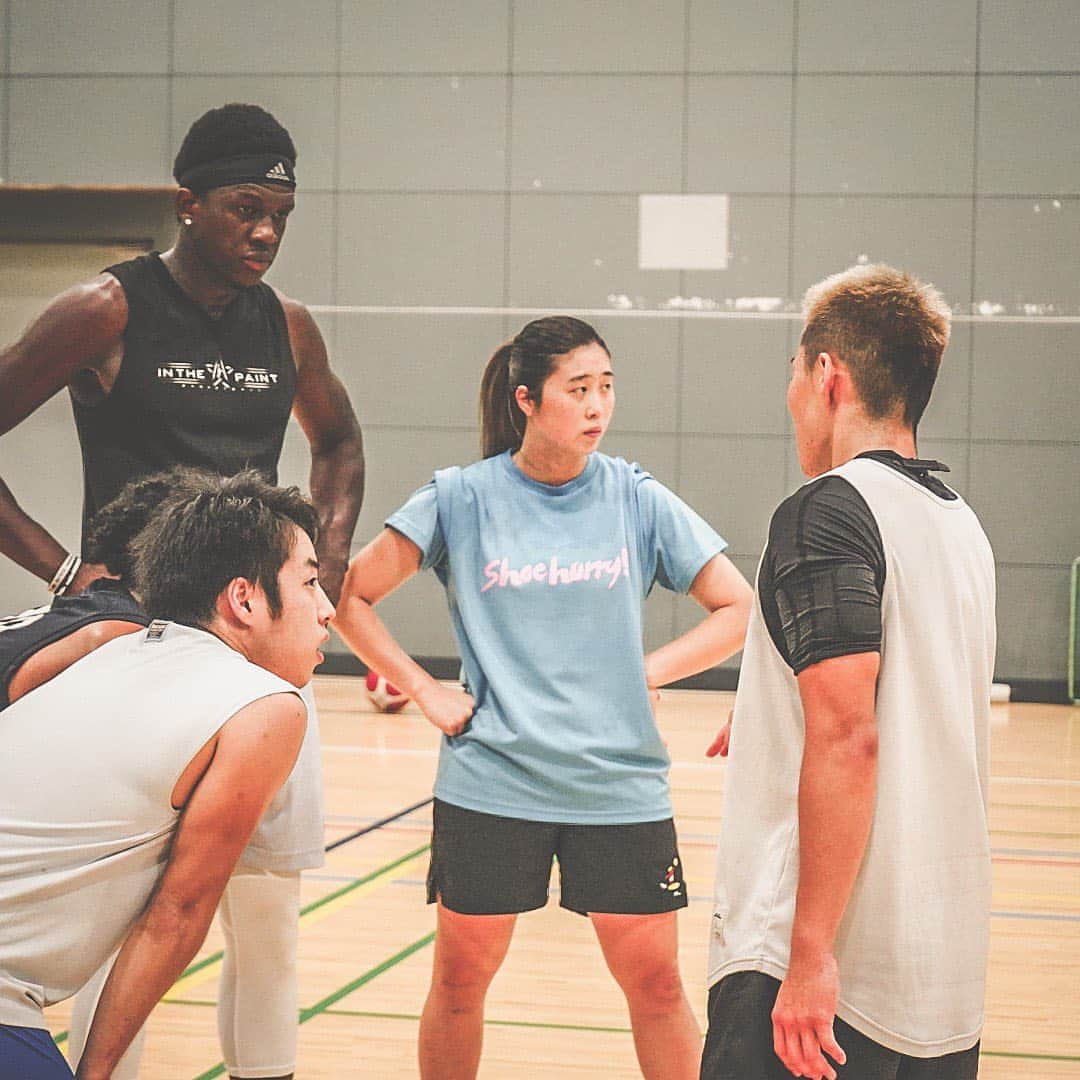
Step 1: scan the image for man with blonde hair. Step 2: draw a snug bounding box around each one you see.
[702,265,995,1079]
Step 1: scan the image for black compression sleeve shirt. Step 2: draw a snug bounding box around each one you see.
[759,475,886,674]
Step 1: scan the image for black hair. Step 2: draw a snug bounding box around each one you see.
[173,103,297,183]
[82,467,208,583]
[132,470,319,627]
[479,316,609,458]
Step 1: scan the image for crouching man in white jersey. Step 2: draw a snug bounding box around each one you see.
[0,472,334,1080]
[702,265,996,1080]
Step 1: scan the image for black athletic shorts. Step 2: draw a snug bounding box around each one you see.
[700,971,980,1080]
[426,798,689,917]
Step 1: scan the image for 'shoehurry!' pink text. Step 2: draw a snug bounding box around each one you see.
[480,547,630,592]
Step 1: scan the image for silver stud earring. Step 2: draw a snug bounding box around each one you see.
[182,216,193,226]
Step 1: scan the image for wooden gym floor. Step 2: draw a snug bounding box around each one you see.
[45,680,1080,1078]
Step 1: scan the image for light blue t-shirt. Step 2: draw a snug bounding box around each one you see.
[387,451,727,824]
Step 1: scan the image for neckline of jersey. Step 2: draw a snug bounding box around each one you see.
[147,250,245,326]
[498,449,600,497]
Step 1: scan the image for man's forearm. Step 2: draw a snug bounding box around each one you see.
[0,474,68,582]
[791,723,877,960]
[309,432,364,604]
[74,896,218,1079]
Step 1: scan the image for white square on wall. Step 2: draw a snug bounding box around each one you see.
[638,194,730,270]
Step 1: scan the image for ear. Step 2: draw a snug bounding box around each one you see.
[222,577,259,625]
[175,187,199,226]
[817,351,842,405]
[513,384,535,419]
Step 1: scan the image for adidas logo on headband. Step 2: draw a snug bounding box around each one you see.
[265,161,290,181]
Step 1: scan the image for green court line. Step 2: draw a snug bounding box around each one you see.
[126,995,1080,1068]
[193,932,435,1080]
[54,844,431,1049]
[321,1007,632,1035]
[981,1050,1080,1062]
[298,932,436,1023]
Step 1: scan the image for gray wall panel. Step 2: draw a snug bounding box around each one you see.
[791,197,973,313]
[11,0,169,74]
[588,316,680,434]
[678,435,788,556]
[340,0,509,73]
[340,77,507,192]
[797,0,977,72]
[970,324,1080,442]
[688,0,795,73]
[687,76,792,194]
[980,0,1080,71]
[510,76,683,193]
[376,570,458,657]
[973,197,1080,311]
[795,76,975,194]
[508,195,680,308]
[263,191,336,307]
[336,194,505,306]
[8,77,169,184]
[969,443,1080,565]
[977,76,1080,194]
[916,324,972,442]
[173,0,337,74]
[681,319,791,437]
[513,0,686,73]
[994,564,1073,682]
[331,313,505,430]
[353,426,481,544]
[682,196,791,303]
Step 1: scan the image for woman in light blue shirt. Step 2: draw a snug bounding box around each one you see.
[336,317,752,1080]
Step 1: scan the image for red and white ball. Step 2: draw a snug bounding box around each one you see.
[364,670,410,713]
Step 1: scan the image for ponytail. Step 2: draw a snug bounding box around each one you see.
[478,316,609,459]
[480,342,524,458]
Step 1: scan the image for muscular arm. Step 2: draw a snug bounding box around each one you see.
[279,294,364,605]
[758,478,886,1079]
[771,652,879,1080]
[0,277,127,584]
[74,691,306,1080]
[643,553,752,691]
[335,528,473,735]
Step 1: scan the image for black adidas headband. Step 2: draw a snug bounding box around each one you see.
[177,153,296,195]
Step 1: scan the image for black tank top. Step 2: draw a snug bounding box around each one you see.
[72,253,296,540]
[0,579,148,709]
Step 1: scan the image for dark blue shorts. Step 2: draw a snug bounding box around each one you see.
[0,1025,73,1079]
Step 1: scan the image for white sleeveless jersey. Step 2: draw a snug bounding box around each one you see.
[0,622,301,1029]
[709,456,996,1056]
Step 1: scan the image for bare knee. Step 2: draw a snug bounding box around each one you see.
[617,961,688,1014]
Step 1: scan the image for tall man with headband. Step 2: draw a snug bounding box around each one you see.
[0,104,364,1080]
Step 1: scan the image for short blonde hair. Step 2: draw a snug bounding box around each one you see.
[800,264,952,427]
